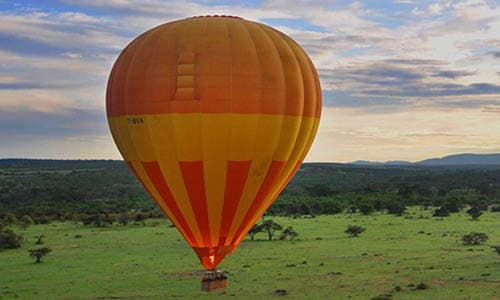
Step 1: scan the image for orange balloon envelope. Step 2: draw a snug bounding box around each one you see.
[106,16,322,270]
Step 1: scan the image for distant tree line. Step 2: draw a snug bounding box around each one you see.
[1,160,500,224]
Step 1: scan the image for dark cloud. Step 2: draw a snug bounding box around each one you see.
[0,81,90,90]
[0,34,71,57]
[384,59,445,66]
[322,59,499,100]
[431,70,475,79]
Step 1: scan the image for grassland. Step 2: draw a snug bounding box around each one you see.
[1,208,499,300]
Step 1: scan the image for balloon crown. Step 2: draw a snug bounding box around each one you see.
[191,15,243,19]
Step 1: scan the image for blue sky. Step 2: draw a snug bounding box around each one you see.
[0,0,499,162]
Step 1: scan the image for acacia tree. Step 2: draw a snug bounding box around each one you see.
[462,232,488,246]
[260,220,282,241]
[29,247,52,263]
[248,224,262,241]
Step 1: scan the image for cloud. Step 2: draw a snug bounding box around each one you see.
[1,0,499,161]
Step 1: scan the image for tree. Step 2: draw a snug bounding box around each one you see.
[466,206,482,221]
[248,224,262,241]
[0,228,23,249]
[28,247,52,263]
[357,199,374,215]
[20,215,35,229]
[260,220,282,241]
[2,213,17,225]
[345,225,366,237]
[462,232,488,246]
[280,226,299,240]
[385,199,406,216]
[433,206,450,217]
[118,214,130,226]
[82,214,114,227]
[306,184,334,197]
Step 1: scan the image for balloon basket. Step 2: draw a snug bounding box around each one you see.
[201,270,227,292]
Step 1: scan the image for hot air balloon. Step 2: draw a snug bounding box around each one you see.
[106,15,321,289]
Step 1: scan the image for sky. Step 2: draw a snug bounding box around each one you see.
[0,0,499,162]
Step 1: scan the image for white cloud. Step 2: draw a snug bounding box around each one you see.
[1,0,499,161]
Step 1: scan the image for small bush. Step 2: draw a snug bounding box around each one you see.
[466,206,483,221]
[35,234,44,245]
[279,226,299,240]
[433,206,450,217]
[0,229,23,249]
[118,214,130,226]
[462,232,488,246]
[345,225,366,237]
[491,246,500,254]
[20,215,34,229]
[370,294,392,300]
[415,282,429,290]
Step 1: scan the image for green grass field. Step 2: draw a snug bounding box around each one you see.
[1,208,499,300]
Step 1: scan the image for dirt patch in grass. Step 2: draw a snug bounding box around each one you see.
[52,244,79,249]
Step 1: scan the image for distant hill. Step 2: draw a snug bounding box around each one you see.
[351,153,500,166]
[417,153,500,166]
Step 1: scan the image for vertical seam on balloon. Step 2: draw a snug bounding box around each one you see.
[119,28,202,247]
[197,18,210,245]
[260,24,287,115]
[227,22,287,243]
[231,27,312,245]
[141,26,202,244]
[166,20,207,246]
[225,21,270,243]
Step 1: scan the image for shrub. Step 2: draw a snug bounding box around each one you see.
[357,199,375,215]
[20,215,35,229]
[462,232,488,246]
[0,229,23,249]
[33,215,51,225]
[466,206,483,221]
[82,214,114,227]
[28,247,52,263]
[2,213,17,225]
[35,234,44,245]
[433,206,450,217]
[279,226,299,240]
[385,200,406,216]
[491,246,500,255]
[345,225,366,237]
[118,214,130,226]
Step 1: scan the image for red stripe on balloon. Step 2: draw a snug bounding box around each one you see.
[230,160,286,244]
[218,161,252,246]
[140,161,197,245]
[231,160,303,247]
[179,161,211,246]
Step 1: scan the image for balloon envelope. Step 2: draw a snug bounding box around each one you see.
[106,16,321,269]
